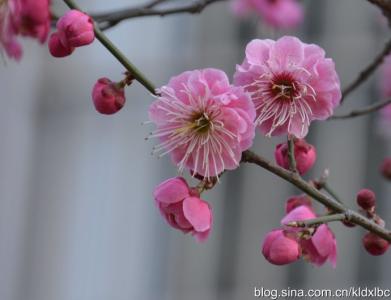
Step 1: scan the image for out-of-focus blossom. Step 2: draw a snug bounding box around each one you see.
[380,157,391,180]
[274,138,316,175]
[378,55,391,136]
[49,9,95,58]
[154,177,213,242]
[231,0,304,30]
[234,36,341,138]
[0,0,50,60]
[148,68,256,179]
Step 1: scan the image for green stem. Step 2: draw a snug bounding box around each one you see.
[286,213,348,228]
[63,0,157,95]
[288,136,298,173]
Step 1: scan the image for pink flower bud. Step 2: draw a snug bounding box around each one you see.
[285,194,312,214]
[380,158,391,180]
[154,177,213,242]
[362,232,390,256]
[356,189,376,211]
[56,10,95,48]
[262,229,300,265]
[92,78,126,115]
[48,32,74,58]
[275,139,316,175]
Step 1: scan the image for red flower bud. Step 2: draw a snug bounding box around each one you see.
[356,189,376,211]
[48,32,74,58]
[362,232,390,256]
[285,194,312,214]
[275,139,316,175]
[92,78,126,115]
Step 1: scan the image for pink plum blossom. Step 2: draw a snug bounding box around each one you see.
[148,68,256,179]
[262,229,301,265]
[234,36,341,138]
[262,201,337,267]
[282,204,337,267]
[49,9,95,58]
[92,78,126,115]
[275,138,317,175]
[231,0,304,30]
[154,177,213,242]
[0,0,50,60]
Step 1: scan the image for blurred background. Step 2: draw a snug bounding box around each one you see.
[1,0,391,299]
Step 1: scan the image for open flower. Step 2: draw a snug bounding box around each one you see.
[234,36,341,138]
[154,177,212,242]
[0,0,50,60]
[231,0,304,30]
[148,68,256,178]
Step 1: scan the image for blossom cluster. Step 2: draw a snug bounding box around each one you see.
[2,1,391,270]
[0,0,50,60]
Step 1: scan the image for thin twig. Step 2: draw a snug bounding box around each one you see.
[241,150,391,242]
[323,183,344,204]
[341,38,391,103]
[331,98,391,120]
[94,0,227,30]
[63,0,157,95]
[288,137,298,173]
[286,213,348,228]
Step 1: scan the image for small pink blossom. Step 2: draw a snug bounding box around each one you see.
[275,138,316,175]
[0,0,50,60]
[148,68,256,178]
[262,202,337,267]
[262,229,301,265]
[234,36,341,138]
[231,0,304,30]
[154,177,212,242]
[49,9,94,58]
[92,78,126,115]
[282,205,337,267]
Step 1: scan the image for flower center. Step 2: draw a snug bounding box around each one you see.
[269,73,299,101]
[189,111,212,134]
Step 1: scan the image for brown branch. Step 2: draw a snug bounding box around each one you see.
[341,38,391,103]
[241,150,391,242]
[94,0,227,30]
[331,97,391,120]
